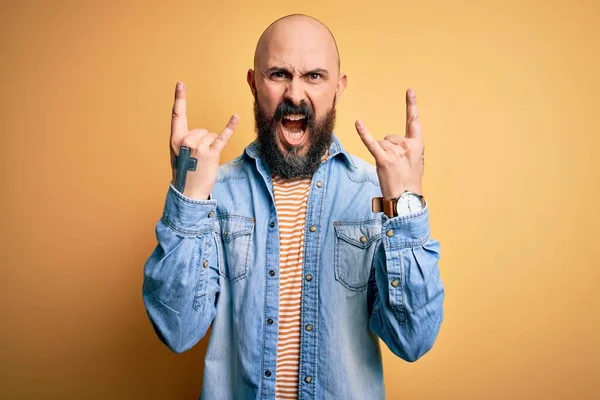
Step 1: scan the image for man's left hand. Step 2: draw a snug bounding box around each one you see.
[355,88,425,199]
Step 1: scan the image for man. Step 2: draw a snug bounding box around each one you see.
[143,14,444,400]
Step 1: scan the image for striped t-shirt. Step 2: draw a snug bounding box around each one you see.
[272,175,312,399]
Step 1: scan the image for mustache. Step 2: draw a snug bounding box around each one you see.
[272,99,315,124]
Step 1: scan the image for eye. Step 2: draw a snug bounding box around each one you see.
[308,73,322,81]
[270,71,287,80]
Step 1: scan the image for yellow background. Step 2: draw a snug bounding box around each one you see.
[1,0,599,398]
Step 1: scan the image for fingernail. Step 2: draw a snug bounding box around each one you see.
[408,89,415,96]
[177,81,184,90]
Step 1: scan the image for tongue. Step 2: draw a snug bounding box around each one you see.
[282,119,304,132]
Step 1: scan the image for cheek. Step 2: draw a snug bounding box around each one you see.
[307,83,338,112]
[258,83,284,114]
[311,94,336,118]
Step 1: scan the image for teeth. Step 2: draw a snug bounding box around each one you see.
[283,114,306,121]
[284,130,304,139]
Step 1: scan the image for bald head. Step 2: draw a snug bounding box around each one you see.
[253,14,340,73]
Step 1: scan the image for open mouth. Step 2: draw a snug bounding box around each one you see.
[280,114,308,147]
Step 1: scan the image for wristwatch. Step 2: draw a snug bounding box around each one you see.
[372,191,426,217]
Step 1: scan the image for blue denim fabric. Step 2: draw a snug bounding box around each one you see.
[142,135,444,400]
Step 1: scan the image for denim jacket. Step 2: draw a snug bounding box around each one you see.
[142,135,444,400]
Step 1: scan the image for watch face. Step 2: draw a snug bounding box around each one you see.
[396,193,424,215]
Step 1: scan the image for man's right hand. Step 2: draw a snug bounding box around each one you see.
[170,81,239,200]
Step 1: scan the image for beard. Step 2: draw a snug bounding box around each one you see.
[254,95,336,180]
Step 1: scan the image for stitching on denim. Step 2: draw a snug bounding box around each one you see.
[344,166,381,185]
[333,222,382,248]
[193,288,218,310]
[214,215,254,283]
[333,219,382,291]
[169,184,217,206]
[386,233,431,250]
[193,236,208,297]
[368,239,381,284]
[216,214,256,221]
[156,297,180,315]
[397,249,407,323]
[216,173,247,183]
[334,236,370,291]
[161,215,213,237]
[298,159,328,398]
[388,249,407,324]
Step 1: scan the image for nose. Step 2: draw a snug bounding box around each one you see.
[284,77,306,106]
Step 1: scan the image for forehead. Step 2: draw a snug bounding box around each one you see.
[264,41,333,71]
[258,18,338,72]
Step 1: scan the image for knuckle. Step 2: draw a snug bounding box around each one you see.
[181,136,196,148]
[172,107,183,118]
[408,114,420,124]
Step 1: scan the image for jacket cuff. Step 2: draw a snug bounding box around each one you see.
[161,183,217,236]
[381,205,430,249]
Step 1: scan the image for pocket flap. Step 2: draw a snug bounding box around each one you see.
[334,221,381,248]
[217,215,255,242]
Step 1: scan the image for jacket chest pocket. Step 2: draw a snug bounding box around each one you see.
[215,215,255,283]
[334,221,382,291]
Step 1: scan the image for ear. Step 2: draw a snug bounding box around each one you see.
[247,69,257,97]
[335,73,347,104]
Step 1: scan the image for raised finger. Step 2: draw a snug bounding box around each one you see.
[355,120,385,160]
[211,114,240,152]
[405,88,423,140]
[171,81,188,138]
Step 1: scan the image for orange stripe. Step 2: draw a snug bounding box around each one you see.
[273,177,312,399]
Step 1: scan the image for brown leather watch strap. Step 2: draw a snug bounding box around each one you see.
[371,197,396,217]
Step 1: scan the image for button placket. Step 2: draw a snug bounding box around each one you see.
[298,168,327,399]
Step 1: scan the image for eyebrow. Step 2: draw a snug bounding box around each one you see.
[266,67,330,79]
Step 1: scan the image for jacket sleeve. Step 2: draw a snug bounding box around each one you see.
[142,183,221,353]
[368,206,444,362]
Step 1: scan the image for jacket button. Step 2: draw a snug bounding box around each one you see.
[391,279,400,288]
[265,370,271,377]
[360,236,367,243]
[316,181,323,188]
[269,270,276,277]
[269,222,275,228]
[310,226,317,232]
[203,260,209,268]
[305,324,313,332]
[267,318,274,325]
[305,274,313,281]
[305,376,312,383]
[386,229,394,237]
[208,211,214,217]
